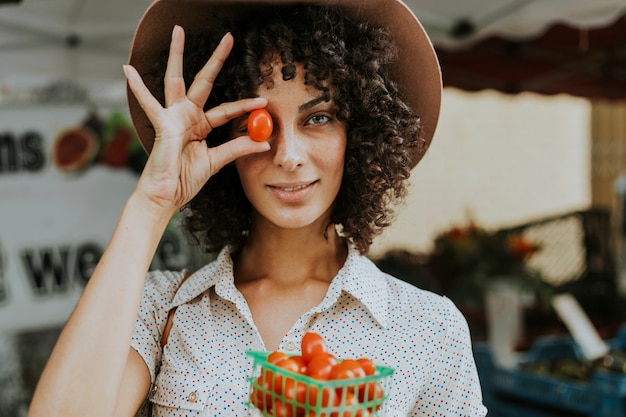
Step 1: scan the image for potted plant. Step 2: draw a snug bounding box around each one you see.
[428,222,552,310]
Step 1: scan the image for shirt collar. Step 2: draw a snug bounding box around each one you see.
[171,246,234,308]
[331,246,389,328]
[171,245,389,327]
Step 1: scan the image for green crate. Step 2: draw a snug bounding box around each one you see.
[246,351,394,416]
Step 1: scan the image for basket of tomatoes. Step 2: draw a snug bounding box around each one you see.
[246,332,394,417]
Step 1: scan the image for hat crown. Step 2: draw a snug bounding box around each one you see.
[127,0,441,167]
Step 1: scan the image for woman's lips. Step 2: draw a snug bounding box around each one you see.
[268,181,316,203]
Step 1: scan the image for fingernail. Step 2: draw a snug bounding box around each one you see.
[220,32,231,44]
[122,65,130,77]
[172,25,181,37]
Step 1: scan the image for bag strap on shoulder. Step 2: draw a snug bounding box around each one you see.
[160,270,194,348]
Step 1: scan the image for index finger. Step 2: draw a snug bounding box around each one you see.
[204,96,267,133]
[187,32,234,108]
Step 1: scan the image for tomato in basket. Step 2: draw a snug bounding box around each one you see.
[248,332,392,416]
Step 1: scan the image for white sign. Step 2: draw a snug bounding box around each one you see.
[0,105,197,333]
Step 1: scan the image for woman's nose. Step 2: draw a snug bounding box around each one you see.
[272,127,305,171]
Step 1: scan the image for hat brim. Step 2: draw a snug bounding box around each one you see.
[127,0,442,167]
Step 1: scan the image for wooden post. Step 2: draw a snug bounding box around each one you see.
[590,100,626,209]
[591,100,626,296]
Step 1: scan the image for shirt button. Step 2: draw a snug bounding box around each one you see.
[285,341,297,351]
[188,391,198,403]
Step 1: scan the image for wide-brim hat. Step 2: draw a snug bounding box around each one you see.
[128,0,442,167]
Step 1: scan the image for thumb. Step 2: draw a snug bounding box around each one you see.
[207,136,271,174]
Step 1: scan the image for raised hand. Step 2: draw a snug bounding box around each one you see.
[124,25,270,215]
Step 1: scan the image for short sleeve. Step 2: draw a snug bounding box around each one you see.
[414,297,488,417]
[130,270,186,384]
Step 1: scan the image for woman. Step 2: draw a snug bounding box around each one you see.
[28,1,487,416]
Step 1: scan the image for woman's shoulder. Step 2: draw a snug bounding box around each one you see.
[382,271,465,324]
[142,247,229,306]
[350,250,457,318]
[142,269,192,305]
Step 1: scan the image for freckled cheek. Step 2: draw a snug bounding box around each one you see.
[235,151,266,170]
[235,157,264,188]
[311,148,341,168]
[319,143,346,172]
[328,155,345,171]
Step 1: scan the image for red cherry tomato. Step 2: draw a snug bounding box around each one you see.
[273,358,302,394]
[329,359,366,399]
[331,391,370,417]
[356,358,376,376]
[306,353,338,380]
[247,108,273,142]
[307,385,337,408]
[301,332,329,363]
[328,362,356,382]
[273,398,294,417]
[291,355,308,374]
[358,382,384,412]
[264,351,289,392]
[329,360,365,381]
[251,375,273,413]
[282,377,308,406]
[276,358,301,374]
[342,360,367,378]
[268,351,289,365]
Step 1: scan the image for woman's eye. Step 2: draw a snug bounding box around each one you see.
[306,114,331,126]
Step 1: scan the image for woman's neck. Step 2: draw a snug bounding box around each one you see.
[233,222,348,286]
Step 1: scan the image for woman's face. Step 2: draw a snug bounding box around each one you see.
[234,64,347,230]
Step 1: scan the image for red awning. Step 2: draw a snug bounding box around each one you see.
[436,14,626,100]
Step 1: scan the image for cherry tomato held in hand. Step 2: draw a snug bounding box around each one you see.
[247,108,273,142]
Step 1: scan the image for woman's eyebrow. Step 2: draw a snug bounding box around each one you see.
[298,95,329,112]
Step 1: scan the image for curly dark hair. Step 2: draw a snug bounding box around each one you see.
[145,4,422,255]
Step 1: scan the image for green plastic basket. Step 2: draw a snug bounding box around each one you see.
[246,351,394,417]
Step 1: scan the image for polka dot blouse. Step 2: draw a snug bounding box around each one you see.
[131,245,487,416]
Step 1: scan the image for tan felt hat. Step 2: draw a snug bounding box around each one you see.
[127,0,442,167]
